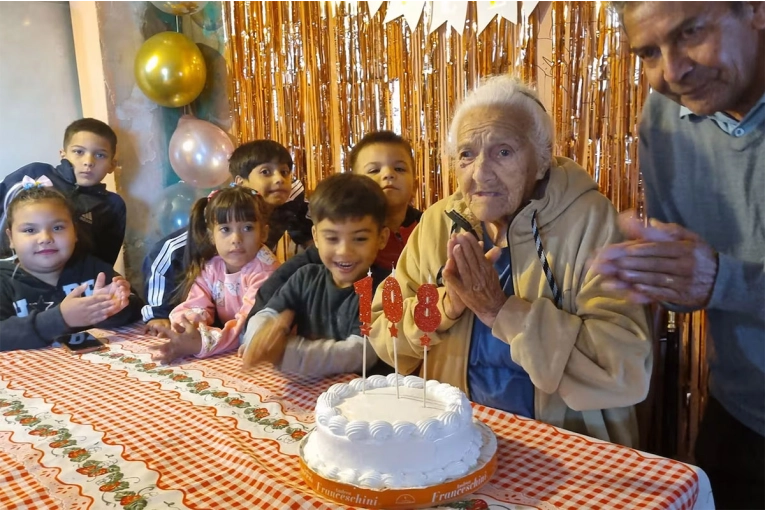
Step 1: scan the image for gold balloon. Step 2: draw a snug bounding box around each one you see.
[134,31,207,108]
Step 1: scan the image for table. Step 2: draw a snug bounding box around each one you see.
[1,325,714,510]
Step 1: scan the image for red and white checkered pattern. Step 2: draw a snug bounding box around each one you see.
[0,447,59,510]
[0,325,702,510]
[473,407,699,510]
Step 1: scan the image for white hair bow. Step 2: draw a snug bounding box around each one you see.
[0,175,57,235]
[21,175,54,190]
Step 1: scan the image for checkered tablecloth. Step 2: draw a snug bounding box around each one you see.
[1,325,712,510]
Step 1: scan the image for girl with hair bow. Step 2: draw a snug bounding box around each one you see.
[150,184,279,363]
[0,177,143,351]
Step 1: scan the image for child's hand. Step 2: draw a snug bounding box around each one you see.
[108,277,131,302]
[144,319,171,337]
[176,309,209,328]
[60,282,121,328]
[241,310,294,371]
[149,316,203,364]
[91,272,129,314]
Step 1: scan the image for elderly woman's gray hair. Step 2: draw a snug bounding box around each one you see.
[447,75,554,174]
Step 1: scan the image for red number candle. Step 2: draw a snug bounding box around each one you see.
[382,267,404,397]
[413,282,441,334]
[353,269,374,392]
[354,269,373,335]
[382,274,403,331]
[413,276,441,405]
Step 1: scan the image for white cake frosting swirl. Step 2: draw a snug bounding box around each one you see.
[304,374,482,489]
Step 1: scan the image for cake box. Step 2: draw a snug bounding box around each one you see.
[298,375,498,509]
[299,420,497,509]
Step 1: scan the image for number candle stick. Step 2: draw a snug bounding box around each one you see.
[353,269,373,393]
[381,266,404,398]
[413,275,441,406]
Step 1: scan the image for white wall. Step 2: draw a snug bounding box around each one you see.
[0,1,82,179]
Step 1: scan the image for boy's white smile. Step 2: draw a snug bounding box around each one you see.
[333,261,358,273]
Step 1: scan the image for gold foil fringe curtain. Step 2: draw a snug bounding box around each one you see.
[222,1,537,209]
[222,1,647,213]
[550,2,649,213]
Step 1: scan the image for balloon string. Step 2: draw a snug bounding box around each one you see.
[174,15,193,118]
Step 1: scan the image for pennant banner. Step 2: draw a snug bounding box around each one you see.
[429,1,468,34]
[476,1,519,34]
[384,1,426,30]
[367,0,384,18]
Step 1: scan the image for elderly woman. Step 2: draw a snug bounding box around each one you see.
[369,75,652,447]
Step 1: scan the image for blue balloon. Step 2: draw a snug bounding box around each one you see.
[191,2,223,32]
[155,181,205,237]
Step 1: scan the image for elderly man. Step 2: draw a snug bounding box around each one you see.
[594,3,765,508]
[370,75,652,448]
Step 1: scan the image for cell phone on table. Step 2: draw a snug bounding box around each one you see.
[57,332,109,354]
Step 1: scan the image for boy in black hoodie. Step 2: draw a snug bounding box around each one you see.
[0,118,126,266]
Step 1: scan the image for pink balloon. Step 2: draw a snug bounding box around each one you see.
[169,115,234,188]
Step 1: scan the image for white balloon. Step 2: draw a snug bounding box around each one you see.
[169,115,233,189]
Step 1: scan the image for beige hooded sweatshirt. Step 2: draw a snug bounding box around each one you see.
[370,157,652,447]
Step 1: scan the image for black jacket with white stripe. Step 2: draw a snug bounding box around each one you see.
[140,178,313,321]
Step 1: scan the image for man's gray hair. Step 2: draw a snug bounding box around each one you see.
[447,75,554,173]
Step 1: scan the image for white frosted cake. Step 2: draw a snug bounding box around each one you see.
[303,374,482,489]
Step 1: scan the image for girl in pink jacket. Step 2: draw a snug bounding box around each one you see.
[151,185,279,363]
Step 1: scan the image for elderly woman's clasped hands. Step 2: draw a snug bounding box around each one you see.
[441,232,508,328]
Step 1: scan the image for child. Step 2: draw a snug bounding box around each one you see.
[141,140,312,332]
[0,179,142,352]
[0,118,125,266]
[240,173,389,377]
[245,131,422,320]
[149,185,279,363]
[348,130,422,271]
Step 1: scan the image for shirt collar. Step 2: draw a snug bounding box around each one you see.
[678,105,694,118]
[679,91,765,136]
[679,91,765,120]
